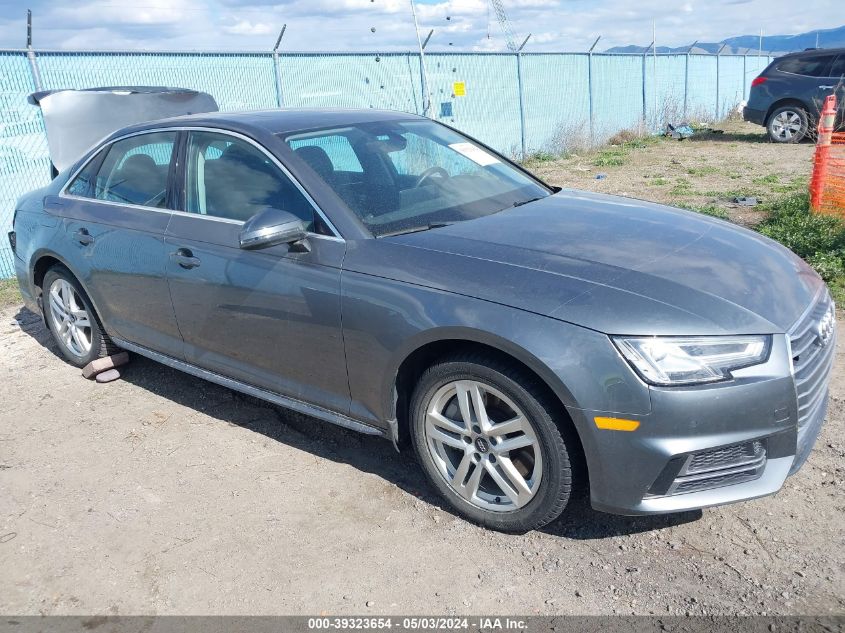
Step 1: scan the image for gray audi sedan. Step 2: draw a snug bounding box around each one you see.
[10,94,836,532]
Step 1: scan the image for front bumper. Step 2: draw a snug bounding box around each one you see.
[574,299,835,515]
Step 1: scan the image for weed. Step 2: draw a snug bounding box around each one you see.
[753,174,780,185]
[757,192,845,292]
[670,178,694,196]
[687,166,719,176]
[593,150,626,167]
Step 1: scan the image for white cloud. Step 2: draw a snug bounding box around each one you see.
[223,19,274,36]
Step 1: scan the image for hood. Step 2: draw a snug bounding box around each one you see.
[364,191,822,335]
[29,87,218,173]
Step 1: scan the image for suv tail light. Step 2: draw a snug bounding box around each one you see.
[751,76,768,87]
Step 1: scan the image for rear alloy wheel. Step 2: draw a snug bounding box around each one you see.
[410,355,572,533]
[42,266,115,367]
[767,106,809,143]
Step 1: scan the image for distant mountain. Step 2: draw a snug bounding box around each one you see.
[606,24,845,55]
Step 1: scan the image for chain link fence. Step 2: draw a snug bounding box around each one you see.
[0,48,774,278]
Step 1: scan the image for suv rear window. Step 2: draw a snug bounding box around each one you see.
[777,54,836,77]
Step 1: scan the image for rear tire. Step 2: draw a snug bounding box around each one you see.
[409,354,572,533]
[767,106,809,143]
[42,265,117,368]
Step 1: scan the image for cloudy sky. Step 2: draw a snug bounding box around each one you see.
[0,0,839,53]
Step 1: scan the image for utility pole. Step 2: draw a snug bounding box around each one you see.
[410,0,432,117]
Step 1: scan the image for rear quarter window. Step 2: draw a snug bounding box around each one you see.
[776,55,836,77]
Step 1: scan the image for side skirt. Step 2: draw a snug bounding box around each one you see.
[111,337,385,437]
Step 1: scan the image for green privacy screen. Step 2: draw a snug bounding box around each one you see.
[0,49,771,278]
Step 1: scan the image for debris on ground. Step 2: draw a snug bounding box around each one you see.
[665,123,695,140]
[94,368,121,383]
[82,351,129,380]
[733,196,758,206]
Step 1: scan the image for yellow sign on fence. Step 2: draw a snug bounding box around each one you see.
[453,81,466,97]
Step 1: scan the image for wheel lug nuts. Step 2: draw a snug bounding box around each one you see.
[472,453,480,462]
[463,436,472,444]
[472,425,481,434]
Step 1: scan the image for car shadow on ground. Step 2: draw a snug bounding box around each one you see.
[686,129,770,144]
[15,306,702,540]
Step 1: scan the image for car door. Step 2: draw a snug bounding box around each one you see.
[57,130,184,356]
[165,129,350,414]
[775,53,836,116]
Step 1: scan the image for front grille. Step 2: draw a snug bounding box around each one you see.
[686,440,765,475]
[787,289,836,475]
[789,290,836,430]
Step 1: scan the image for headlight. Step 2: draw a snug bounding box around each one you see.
[612,335,771,386]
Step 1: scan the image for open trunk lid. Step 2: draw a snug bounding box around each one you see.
[28,86,219,174]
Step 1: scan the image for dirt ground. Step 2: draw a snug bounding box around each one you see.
[1,123,843,617]
[527,120,815,227]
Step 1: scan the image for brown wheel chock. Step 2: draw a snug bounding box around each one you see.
[82,352,130,381]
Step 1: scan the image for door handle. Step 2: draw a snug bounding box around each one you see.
[819,85,835,90]
[73,228,94,245]
[170,248,201,269]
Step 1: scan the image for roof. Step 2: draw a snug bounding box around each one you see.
[776,47,845,59]
[126,107,426,137]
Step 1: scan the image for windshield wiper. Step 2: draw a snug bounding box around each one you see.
[379,222,453,238]
[512,196,545,208]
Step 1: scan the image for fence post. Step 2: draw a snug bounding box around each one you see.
[588,51,595,145]
[26,48,43,92]
[743,53,748,100]
[715,53,720,120]
[641,51,648,127]
[517,51,527,160]
[272,53,284,108]
[684,51,689,119]
[271,26,286,108]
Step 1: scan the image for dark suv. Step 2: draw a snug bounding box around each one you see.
[744,47,845,142]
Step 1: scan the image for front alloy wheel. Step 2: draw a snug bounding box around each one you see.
[410,355,573,533]
[425,380,542,511]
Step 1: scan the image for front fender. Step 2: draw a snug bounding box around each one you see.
[341,269,652,433]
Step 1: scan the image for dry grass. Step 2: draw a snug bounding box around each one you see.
[0,278,21,308]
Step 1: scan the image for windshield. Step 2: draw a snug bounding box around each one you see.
[282,120,550,237]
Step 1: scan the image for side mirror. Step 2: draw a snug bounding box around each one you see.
[239,207,308,250]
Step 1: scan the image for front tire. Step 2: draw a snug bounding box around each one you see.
[42,265,115,368]
[767,106,809,143]
[409,354,573,533]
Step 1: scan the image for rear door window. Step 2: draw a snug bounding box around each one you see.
[777,55,836,77]
[829,56,845,79]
